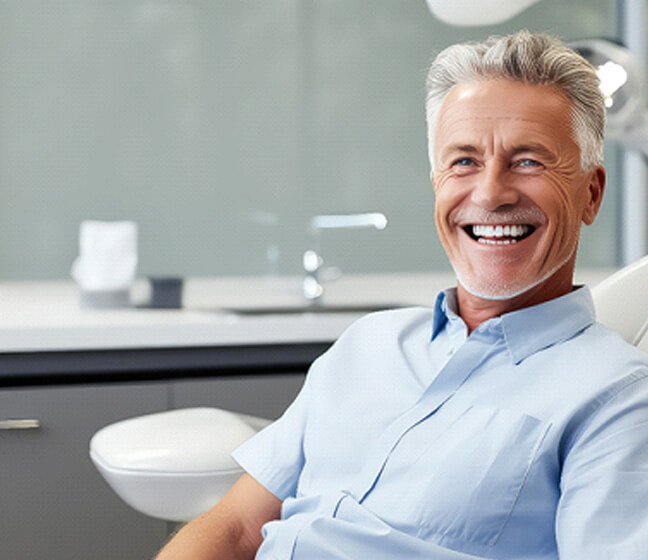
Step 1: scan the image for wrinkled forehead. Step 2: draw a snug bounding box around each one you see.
[434,80,576,155]
[438,80,572,128]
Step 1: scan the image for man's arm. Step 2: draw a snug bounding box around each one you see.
[154,473,282,560]
[556,375,648,558]
[158,358,313,559]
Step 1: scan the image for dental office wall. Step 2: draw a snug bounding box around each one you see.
[0,0,629,281]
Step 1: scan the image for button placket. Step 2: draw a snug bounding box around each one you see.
[346,335,501,504]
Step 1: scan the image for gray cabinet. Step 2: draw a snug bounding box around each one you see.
[0,383,168,560]
[0,357,311,559]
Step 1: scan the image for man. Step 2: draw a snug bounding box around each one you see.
[157,30,648,559]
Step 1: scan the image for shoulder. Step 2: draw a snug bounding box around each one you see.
[336,306,434,343]
[562,321,648,398]
[558,322,648,442]
[544,318,648,377]
[578,321,648,373]
[307,306,435,385]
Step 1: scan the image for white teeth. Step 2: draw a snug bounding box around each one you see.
[478,238,512,245]
[471,224,530,239]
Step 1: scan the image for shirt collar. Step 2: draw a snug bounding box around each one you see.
[432,291,450,339]
[431,288,465,339]
[432,286,596,364]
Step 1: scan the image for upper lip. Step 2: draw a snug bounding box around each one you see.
[452,202,546,224]
[459,221,535,226]
[454,212,546,230]
[455,217,544,227]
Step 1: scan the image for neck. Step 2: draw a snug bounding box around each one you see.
[456,260,576,334]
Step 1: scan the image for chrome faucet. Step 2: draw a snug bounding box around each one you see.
[302,212,388,303]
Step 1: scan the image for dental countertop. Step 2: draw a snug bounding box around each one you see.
[0,270,613,353]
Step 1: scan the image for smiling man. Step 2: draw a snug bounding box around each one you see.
[431,77,605,331]
[156,31,648,560]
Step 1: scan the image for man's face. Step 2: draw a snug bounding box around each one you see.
[432,79,604,302]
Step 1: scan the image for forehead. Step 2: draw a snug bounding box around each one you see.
[435,80,575,150]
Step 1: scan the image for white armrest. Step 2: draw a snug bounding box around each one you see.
[90,407,271,522]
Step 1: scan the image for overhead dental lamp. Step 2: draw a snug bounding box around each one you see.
[425,0,542,26]
[425,1,648,158]
[570,39,648,157]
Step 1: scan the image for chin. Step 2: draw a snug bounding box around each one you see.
[456,273,542,301]
[454,259,571,302]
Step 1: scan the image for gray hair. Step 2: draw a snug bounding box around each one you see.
[425,30,605,172]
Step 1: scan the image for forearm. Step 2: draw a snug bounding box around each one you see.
[154,474,280,560]
[154,502,259,560]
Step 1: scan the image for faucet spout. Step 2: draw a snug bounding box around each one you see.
[303,213,388,303]
[308,212,388,232]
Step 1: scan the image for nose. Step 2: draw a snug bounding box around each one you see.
[469,162,519,210]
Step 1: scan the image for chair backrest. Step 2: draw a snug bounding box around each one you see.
[591,255,648,346]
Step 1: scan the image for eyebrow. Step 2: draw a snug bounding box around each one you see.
[511,143,556,160]
[439,144,481,161]
[439,142,557,162]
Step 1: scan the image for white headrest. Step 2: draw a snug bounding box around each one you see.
[90,408,259,473]
[638,329,648,353]
[426,0,542,26]
[591,255,648,345]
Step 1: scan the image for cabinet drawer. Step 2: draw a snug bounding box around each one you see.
[0,382,168,560]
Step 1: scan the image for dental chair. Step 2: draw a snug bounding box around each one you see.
[589,255,648,347]
[89,255,648,523]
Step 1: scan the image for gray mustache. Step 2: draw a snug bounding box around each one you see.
[453,207,545,224]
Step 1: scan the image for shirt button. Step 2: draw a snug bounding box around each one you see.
[447,348,454,356]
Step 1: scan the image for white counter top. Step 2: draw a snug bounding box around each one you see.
[0,270,614,353]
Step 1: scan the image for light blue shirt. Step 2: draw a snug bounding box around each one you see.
[233,287,648,559]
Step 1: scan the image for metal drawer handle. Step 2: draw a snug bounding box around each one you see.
[0,419,41,430]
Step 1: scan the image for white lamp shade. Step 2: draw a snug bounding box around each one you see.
[426,0,542,26]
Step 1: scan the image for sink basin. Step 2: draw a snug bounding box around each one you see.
[222,302,406,315]
[182,275,439,317]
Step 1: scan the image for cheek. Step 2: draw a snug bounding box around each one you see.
[433,177,458,236]
[546,180,571,223]
[537,175,586,250]
[431,171,452,196]
[432,173,464,209]
[557,177,587,225]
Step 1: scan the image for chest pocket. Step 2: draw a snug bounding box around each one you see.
[367,404,550,548]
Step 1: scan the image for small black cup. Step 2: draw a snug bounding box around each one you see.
[148,277,183,309]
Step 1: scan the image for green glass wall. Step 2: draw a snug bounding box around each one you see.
[0,0,624,279]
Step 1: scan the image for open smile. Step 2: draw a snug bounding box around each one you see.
[462,224,536,245]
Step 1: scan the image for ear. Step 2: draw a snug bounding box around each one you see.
[582,166,606,225]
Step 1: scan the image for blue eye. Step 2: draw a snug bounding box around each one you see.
[516,159,541,168]
[452,157,476,167]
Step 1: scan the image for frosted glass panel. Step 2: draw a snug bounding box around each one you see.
[0,0,620,280]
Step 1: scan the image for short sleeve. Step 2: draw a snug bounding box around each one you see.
[556,372,648,559]
[231,372,311,501]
